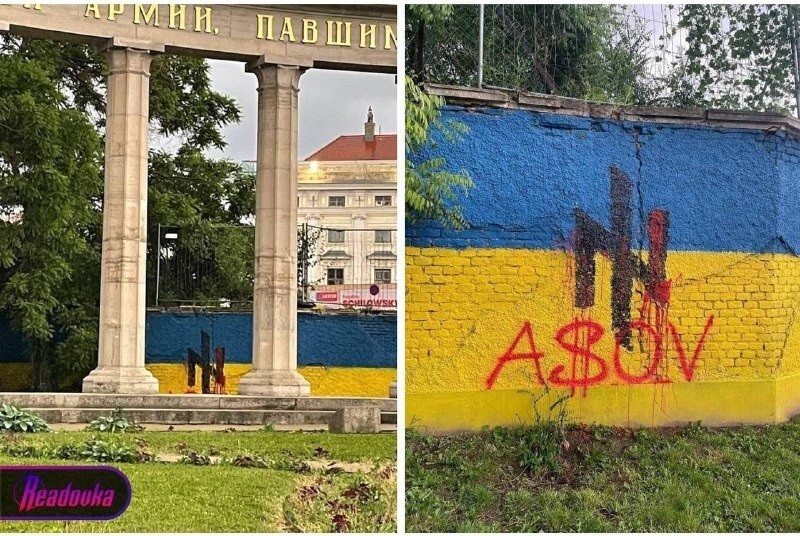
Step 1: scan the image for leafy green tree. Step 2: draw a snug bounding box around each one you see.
[659,4,799,114]
[405,4,657,229]
[0,35,247,389]
[408,4,653,105]
[405,76,472,229]
[406,5,473,229]
[0,44,102,390]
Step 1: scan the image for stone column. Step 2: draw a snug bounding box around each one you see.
[83,43,162,394]
[237,61,311,397]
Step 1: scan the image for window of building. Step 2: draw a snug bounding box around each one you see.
[375,195,392,207]
[328,229,345,243]
[327,268,344,285]
[375,230,392,244]
[374,269,392,284]
[328,195,345,207]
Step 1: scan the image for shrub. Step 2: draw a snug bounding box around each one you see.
[0,404,50,433]
[80,436,137,463]
[86,407,144,433]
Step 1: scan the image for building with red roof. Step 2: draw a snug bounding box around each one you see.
[297,109,398,311]
[304,134,397,162]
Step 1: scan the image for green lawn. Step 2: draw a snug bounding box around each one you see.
[0,430,396,532]
[5,430,396,463]
[406,421,800,532]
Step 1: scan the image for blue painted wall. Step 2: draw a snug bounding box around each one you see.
[0,312,397,368]
[777,132,800,251]
[0,315,27,363]
[408,107,796,254]
[144,311,397,368]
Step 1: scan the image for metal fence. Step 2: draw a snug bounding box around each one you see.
[151,223,398,311]
[299,224,398,311]
[151,223,254,309]
[408,4,800,115]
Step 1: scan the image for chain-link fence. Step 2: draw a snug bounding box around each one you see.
[408,4,800,115]
[151,223,397,312]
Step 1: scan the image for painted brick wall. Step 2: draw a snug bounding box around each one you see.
[145,311,397,368]
[0,311,396,397]
[407,105,800,431]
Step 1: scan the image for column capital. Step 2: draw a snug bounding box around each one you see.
[103,36,165,54]
[246,60,309,91]
[103,42,162,78]
[247,54,313,72]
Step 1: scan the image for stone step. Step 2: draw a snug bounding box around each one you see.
[25,407,398,427]
[0,393,395,412]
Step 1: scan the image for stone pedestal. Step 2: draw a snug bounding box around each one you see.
[330,406,381,433]
[83,45,159,394]
[237,62,310,397]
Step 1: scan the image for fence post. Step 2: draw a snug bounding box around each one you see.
[301,223,309,302]
[155,223,161,307]
[478,4,485,88]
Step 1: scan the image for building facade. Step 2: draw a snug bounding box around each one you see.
[249,111,398,311]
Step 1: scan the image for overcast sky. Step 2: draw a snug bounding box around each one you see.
[204,60,398,162]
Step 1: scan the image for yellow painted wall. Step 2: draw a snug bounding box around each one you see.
[0,363,395,398]
[0,363,32,391]
[146,364,395,398]
[406,247,800,430]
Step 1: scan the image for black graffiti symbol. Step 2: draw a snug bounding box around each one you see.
[574,166,670,349]
[186,330,212,393]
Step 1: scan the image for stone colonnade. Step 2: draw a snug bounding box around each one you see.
[82,41,316,397]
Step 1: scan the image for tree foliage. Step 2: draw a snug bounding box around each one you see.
[408,4,653,105]
[405,76,472,229]
[409,3,800,114]
[659,4,799,114]
[405,5,473,230]
[0,35,247,389]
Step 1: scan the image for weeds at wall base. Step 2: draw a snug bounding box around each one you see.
[406,419,800,532]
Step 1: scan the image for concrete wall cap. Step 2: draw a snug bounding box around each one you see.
[425,83,800,138]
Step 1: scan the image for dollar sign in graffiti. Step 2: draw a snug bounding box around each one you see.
[550,319,608,396]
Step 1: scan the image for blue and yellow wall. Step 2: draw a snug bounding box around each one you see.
[407,98,800,431]
[0,311,397,397]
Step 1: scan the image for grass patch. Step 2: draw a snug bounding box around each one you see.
[282,466,397,532]
[406,421,800,532]
[2,430,395,463]
[0,430,396,532]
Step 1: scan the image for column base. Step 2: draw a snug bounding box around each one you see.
[82,367,159,394]
[237,370,311,397]
[389,381,397,398]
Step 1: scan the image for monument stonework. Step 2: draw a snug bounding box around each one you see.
[0,4,397,396]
